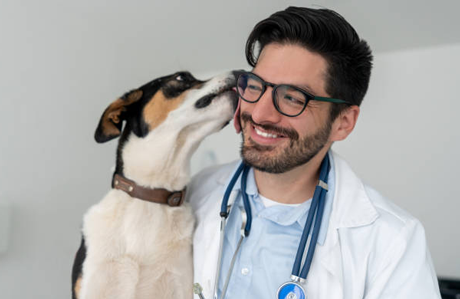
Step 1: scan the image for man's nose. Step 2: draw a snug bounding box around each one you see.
[250,87,282,124]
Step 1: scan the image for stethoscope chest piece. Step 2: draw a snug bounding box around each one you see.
[277,281,306,299]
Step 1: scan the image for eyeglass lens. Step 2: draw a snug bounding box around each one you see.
[237,73,308,116]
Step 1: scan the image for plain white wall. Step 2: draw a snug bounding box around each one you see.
[336,44,460,278]
[0,2,282,298]
[1,0,459,298]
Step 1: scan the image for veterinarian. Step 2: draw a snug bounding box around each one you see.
[187,7,441,299]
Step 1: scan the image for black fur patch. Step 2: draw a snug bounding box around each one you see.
[72,236,87,299]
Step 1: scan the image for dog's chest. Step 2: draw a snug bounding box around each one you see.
[83,190,194,263]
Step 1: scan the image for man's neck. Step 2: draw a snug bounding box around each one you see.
[254,150,328,204]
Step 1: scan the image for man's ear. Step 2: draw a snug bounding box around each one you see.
[233,97,242,134]
[330,105,360,142]
[94,89,143,143]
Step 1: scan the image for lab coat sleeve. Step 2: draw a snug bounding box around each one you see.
[364,218,441,299]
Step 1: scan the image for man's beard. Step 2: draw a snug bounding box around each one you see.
[240,112,332,174]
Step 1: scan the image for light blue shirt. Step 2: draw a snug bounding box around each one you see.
[217,152,335,299]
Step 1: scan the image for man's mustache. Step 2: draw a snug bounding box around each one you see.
[240,112,299,140]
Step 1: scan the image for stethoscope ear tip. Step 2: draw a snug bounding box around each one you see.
[193,283,203,294]
[193,283,206,299]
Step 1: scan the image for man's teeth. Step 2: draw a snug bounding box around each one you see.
[254,127,279,138]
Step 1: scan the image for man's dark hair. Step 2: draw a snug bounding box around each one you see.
[246,6,373,121]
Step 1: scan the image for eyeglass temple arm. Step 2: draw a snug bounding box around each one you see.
[313,96,351,104]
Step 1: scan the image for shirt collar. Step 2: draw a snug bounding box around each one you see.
[231,166,258,196]
[221,151,336,245]
[217,151,380,232]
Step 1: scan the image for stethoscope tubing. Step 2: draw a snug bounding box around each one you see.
[292,156,330,279]
[220,206,246,299]
[220,163,245,217]
[215,163,248,299]
[218,162,253,238]
[215,154,330,299]
[240,165,252,236]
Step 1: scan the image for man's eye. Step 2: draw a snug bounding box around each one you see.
[283,95,305,106]
[247,84,262,92]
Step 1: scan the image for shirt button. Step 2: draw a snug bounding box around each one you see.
[241,268,250,275]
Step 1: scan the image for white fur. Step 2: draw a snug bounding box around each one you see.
[79,72,235,299]
[123,72,235,191]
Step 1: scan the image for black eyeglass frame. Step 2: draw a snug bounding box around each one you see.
[236,71,351,117]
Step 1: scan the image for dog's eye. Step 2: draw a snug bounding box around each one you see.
[175,75,184,82]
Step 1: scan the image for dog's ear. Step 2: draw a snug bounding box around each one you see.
[94,89,143,143]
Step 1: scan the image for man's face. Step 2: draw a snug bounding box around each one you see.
[240,43,334,173]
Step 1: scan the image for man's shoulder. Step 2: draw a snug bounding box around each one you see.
[365,184,417,227]
[334,155,431,277]
[333,152,423,238]
[349,180,427,266]
[186,160,240,207]
[332,153,440,298]
[362,184,425,247]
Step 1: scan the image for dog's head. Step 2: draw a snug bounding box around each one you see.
[95,71,238,189]
[95,71,237,143]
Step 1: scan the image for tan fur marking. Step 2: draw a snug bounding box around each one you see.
[101,90,143,136]
[193,82,204,89]
[143,90,189,131]
[108,108,125,124]
[74,275,82,299]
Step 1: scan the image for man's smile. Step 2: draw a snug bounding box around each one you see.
[254,126,281,138]
[250,124,288,145]
[241,112,299,147]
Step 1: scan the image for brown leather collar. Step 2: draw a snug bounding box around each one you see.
[112,174,185,207]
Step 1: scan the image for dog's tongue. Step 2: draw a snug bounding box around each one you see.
[233,93,242,134]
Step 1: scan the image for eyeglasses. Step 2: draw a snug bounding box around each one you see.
[236,71,350,117]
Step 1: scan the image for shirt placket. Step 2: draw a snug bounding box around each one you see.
[224,193,263,299]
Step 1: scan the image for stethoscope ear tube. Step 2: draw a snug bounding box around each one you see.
[213,216,227,299]
[214,180,250,299]
[220,162,252,235]
[220,163,245,218]
[220,206,247,299]
[215,162,248,299]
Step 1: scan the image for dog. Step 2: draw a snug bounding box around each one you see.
[71,70,238,299]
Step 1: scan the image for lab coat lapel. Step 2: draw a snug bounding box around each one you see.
[194,176,241,299]
[193,190,221,299]
[315,153,379,298]
[316,229,343,298]
[195,153,380,299]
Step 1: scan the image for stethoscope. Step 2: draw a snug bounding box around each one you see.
[206,154,331,299]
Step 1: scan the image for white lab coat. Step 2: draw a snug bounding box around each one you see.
[187,152,441,299]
